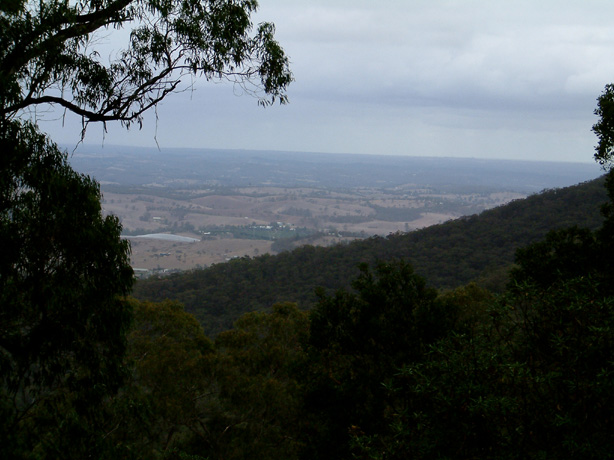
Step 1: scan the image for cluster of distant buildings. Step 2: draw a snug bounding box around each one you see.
[132,267,183,279]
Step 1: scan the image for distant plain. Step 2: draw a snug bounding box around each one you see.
[69,146,602,272]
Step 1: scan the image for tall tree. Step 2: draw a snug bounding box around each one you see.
[593,84,614,168]
[304,260,449,460]
[1,0,292,131]
[109,299,215,459]
[0,119,134,459]
[0,1,291,457]
[211,302,309,460]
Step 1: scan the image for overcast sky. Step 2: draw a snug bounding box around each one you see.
[45,0,614,163]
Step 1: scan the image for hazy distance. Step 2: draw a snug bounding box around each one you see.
[42,1,614,164]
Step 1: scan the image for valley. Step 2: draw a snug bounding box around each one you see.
[69,146,602,275]
[102,184,523,273]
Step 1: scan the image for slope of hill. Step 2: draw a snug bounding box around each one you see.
[133,176,607,336]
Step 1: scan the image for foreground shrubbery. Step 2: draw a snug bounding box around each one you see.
[5,163,614,458]
[109,247,614,459]
[97,169,614,460]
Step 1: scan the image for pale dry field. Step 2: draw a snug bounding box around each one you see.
[102,185,524,273]
[127,237,273,270]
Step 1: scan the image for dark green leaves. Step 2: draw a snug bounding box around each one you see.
[0,0,292,128]
[0,120,134,458]
[593,84,614,168]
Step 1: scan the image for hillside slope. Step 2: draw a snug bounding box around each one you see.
[133,176,607,336]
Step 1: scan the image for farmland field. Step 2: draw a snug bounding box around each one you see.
[102,185,521,272]
[69,146,602,274]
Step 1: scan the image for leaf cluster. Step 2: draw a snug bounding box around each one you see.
[0,0,292,132]
[106,299,309,460]
[0,119,134,458]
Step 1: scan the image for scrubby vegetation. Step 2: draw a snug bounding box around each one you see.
[4,1,614,458]
[115,166,614,460]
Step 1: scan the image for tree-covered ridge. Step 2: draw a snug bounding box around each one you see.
[4,0,614,456]
[133,175,607,337]
[107,156,614,458]
[96,219,614,459]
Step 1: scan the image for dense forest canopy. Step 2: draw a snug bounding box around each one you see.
[3,1,614,459]
[133,176,607,336]
[0,1,291,458]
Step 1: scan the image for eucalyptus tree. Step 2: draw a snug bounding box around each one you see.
[0,0,292,132]
[0,1,291,457]
[593,84,614,168]
[0,120,134,458]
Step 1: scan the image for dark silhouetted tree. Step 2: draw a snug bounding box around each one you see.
[0,119,134,458]
[1,0,292,131]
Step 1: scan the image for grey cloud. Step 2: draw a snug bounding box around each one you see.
[45,1,614,163]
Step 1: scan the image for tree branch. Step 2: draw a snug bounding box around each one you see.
[2,0,134,78]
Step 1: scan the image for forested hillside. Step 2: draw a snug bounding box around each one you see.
[6,1,614,457]
[134,175,607,336]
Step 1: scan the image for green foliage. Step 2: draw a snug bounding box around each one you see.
[350,275,614,459]
[303,261,451,460]
[593,84,614,167]
[511,173,614,297]
[0,119,134,459]
[310,261,442,365]
[109,298,215,460]
[210,302,309,460]
[0,0,292,128]
[597,170,614,262]
[511,226,598,288]
[108,300,309,460]
[134,177,607,337]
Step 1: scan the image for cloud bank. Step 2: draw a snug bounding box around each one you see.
[46,0,614,163]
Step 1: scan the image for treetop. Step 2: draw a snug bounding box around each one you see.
[0,0,293,134]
